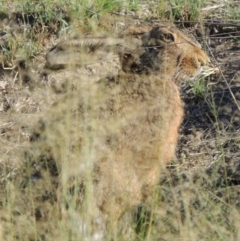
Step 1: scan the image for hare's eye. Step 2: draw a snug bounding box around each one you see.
[163,33,174,43]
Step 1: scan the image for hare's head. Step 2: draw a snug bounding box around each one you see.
[140,26,210,82]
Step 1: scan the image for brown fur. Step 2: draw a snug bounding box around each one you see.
[27,26,210,240]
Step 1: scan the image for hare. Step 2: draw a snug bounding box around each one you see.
[20,26,210,240]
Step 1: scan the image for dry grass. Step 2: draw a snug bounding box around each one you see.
[0,1,240,241]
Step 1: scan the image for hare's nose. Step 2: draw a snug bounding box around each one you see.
[198,55,209,67]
